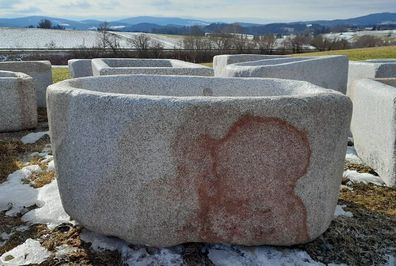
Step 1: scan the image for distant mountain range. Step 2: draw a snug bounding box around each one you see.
[0,12,395,34]
[0,16,210,30]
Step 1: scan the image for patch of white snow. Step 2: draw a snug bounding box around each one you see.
[22,180,72,229]
[80,229,183,266]
[206,244,323,266]
[55,244,79,258]
[47,160,55,171]
[21,131,49,144]
[334,205,353,218]
[345,146,362,164]
[343,170,385,186]
[0,165,42,216]
[0,239,51,265]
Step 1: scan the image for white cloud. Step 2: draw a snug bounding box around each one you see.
[0,0,395,22]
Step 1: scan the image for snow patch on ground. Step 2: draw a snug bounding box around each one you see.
[80,229,183,266]
[206,244,324,266]
[334,205,353,218]
[345,146,362,164]
[386,255,396,266]
[0,147,71,228]
[21,131,49,144]
[0,165,42,216]
[80,230,332,266]
[0,239,51,265]
[343,170,385,186]
[55,244,79,258]
[47,160,55,171]
[22,180,72,229]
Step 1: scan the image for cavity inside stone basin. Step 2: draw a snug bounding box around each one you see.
[47,74,352,247]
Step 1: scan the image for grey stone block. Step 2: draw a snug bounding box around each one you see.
[347,59,396,94]
[92,58,214,76]
[0,71,37,132]
[350,78,396,186]
[47,75,352,247]
[222,56,349,94]
[68,59,93,78]
[213,54,287,77]
[0,61,52,107]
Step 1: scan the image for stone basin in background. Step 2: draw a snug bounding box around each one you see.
[350,78,396,187]
[220,55,348,94]
[47,74,352,247]
[91,58,214,76]
[0,61,52,107]
[213,54,288,77]
[0,70,37,132]
[348,59,396,94]
[68,59,94,78]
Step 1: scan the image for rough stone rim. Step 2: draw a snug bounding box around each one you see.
[0,70,32,80]
[48,74,344,101]
[229,55,347,69]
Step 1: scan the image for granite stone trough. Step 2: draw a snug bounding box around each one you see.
[348,59,396,94]
[0,71,37,132]
[0,61,52,107]
[220,56,349,93]
[350,78,396,186]
[92,58,214,76]
[213,54,287,77]
[47,75,352,247]
[68,59,93,78]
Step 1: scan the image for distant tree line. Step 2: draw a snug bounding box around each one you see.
[26,19,66,30]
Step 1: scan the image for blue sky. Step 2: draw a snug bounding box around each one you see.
[0,0,395,22]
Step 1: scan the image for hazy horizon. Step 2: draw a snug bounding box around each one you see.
[1,1,396,23]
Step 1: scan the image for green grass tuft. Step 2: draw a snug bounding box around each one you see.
[295,45,396,61]
[52,67,71,83]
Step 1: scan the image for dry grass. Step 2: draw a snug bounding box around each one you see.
[300,183,396,266]
[200,62,213,68]
[340,184,396,217]
[23,170,55,188]
[344,162,378,176]
[0,220,125,266]
[0,139,49,184]
[0,142,24,183]
[37,107,48,123]
[183,243,214,265]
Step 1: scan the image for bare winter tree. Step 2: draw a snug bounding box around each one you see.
[128,34,152,51]
[128,34,165,57]
[254,34,276,53]
[230,34,255,53]
[182,35,212,62]
[310,35,350,51]
[183,35,212,50]
[37,19,52,29]
[97,22,120,52]
[353,35,384,48]
[208,33,233,52]
[289,33,313,53]
[150,39,165,58]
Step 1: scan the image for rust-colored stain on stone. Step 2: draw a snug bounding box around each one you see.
[174,114,311,245]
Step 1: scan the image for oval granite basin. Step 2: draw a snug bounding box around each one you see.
[47,74,352,247]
